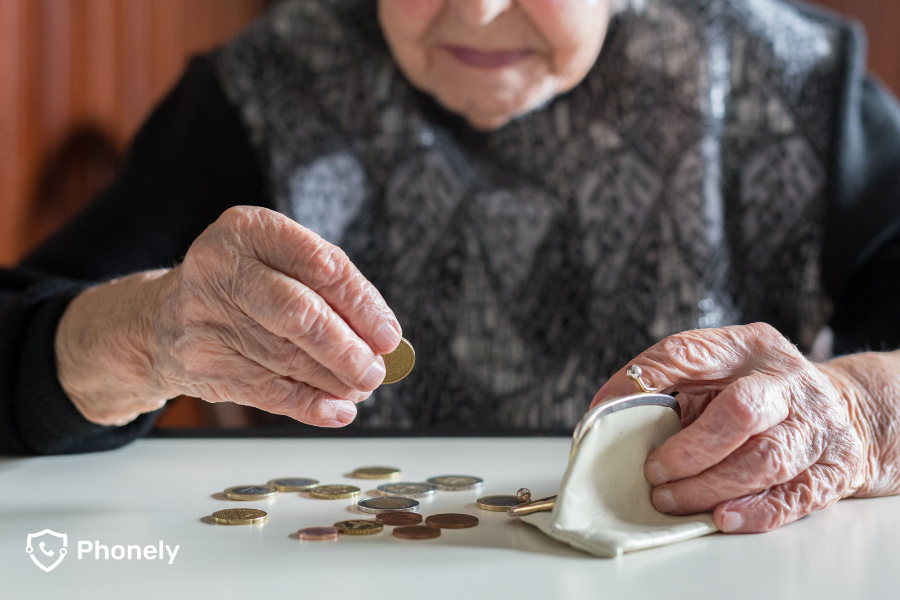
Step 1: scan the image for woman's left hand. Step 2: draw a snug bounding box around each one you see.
[589,323,871,534]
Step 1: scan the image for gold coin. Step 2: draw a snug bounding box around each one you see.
[267,477,319,492]
[352,467,401,480]
[308,484,361,500]
[211,508,267,525]
[382,338,415,385]
[476,495,523,512]
[333,519,384,535]
[224,485,278,501]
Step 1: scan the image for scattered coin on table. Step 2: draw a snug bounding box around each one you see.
[267,478,319,492]
[357,497,420,514]
[425,513,480,529]
[298,527,339,541]
[382,337,415,384]
[393,525,441,540]
[476,495,523,511]
[224,485,279,501]
[376,512,423,526]
[426,475,484,491]
[377,482,437,498]
[308,485,361,500]
[351,466,401,479]
[334,519,384,535]
[211,508,268,525]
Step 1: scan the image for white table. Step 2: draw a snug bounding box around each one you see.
[1,437,898,599]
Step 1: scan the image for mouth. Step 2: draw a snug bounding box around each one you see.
[441,45,534,69]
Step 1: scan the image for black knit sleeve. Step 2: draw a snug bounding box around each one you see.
[823,21,900,355]
[827,66,900,352]
[0,55,267,455]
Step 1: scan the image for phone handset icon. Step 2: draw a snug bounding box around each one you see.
[39,542,54,557]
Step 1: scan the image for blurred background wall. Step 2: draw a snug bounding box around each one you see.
[0,0,898,428]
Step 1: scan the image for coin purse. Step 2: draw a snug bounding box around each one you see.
[518,393,717,557]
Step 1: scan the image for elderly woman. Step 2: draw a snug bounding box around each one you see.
[2,0,900,536]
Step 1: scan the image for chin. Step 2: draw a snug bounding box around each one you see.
[434,88,554,131]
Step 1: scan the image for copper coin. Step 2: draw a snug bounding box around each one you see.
[392,525,441,540]
[376,512,423,526]
[298,527,339,541]
[425,513,479,529]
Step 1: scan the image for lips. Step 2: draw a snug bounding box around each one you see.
[441,45,534,69]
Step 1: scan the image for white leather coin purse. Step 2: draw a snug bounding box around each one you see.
[513,393,718,557]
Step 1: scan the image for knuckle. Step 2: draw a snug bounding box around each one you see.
[755,495,792,532]
[722,389,762,431]
[652,331,717,375]
[299,238,351,289]
[258,377,296,411]
[219,205,256,230]
[277,285,331,340]
[736,435,792,486]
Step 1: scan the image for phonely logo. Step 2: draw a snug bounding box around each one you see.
[26,530,179,572]
[26,530,68,572]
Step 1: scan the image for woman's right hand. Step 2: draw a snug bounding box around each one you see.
[56,206,401,427]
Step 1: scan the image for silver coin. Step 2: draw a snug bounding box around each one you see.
[357,497,420,514]
[426,475,484,491]
[376,482,437,498]
[223,485,279,500]
[267,478,319,492]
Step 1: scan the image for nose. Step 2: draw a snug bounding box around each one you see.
[452,0,514,26]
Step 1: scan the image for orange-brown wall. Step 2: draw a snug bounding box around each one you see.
[0,0,267,266]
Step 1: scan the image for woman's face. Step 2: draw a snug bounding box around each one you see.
[378,0,613,130]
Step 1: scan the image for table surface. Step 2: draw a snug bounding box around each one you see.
[2,437,898,599]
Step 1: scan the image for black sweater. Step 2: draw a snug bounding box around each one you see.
[2,54,899,455]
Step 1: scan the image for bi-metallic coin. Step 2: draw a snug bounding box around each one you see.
[224,485,278,501]
[308,485,361,500]
[333,519,384,535]
[211,508,268,525]
[426,475,484,491]
[382,338,415,384]
[377,482,436,498]
[268,478,319,492]
[357,497,420,514]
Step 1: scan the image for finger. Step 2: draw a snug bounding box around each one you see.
[650,420,821,514]
[231,259,387,392]
[217,312,372,403]
[186,350,358,427]
[589,323,800,409]
[223,207,402,354]
[712,463,849,533]
[644,373,790,484]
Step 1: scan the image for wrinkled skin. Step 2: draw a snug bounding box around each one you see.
[57,207,401,427]
[590,323,900,533]
[379,0,612,129]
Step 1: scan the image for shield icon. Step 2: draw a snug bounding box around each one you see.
[25,529,68,572]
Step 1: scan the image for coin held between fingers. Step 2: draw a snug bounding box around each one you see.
[382,338,415,385]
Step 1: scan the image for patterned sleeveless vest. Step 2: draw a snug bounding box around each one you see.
[215,0,846,431]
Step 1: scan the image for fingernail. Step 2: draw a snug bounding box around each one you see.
[653,488,677,513]
[360,360,386,389]
[373,323,400,352]
[721,511,744,533]
[644,460,669,484]
[335,402,357,424]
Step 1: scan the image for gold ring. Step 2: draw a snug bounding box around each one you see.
[626,365,658,393]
